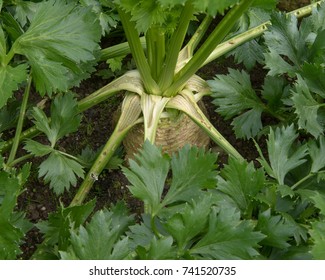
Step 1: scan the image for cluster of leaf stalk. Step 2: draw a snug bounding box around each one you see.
[1,0,323,211]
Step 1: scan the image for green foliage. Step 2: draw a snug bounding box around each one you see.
[60,203,134,260]
[0,162,32,259]
[262,125,308,185]
[190,206,264,259]
[208,69,264,139]
[0,64,27,110]
[210,3,325,139]
[33,200,96,259]
[14,0,101,95]
[217,157,265,215]
[24,93,84,195]
[122,141,218,216]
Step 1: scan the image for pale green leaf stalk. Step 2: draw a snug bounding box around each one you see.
[167,89,244,161]
[70,93,143,206]
[141,93,170,143]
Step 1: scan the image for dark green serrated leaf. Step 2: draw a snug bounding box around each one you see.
[34,200,96,259]
[230,39,265,70]
[308,136,325,173]
[0,100,20,133]
[12,0,38,27]
[193,0,240,16]
[310,220,325,259]
[0,11,24,41]
[292,76,324,138]
[136,236,176,260]
[257,209,297,249]
[0,219,24,259]
[164,194,214,251]
[263,13,307,76]
[128,219,155,250]
[311,192,325,216]
[122,141,169,216]
[0,64,27,110]
[209,69,264,139]
[190,206,264,259]
[264,125,308,185]
[38,152,84,195]
[217,157,265,214]
[0,171,20,219]
[264,7,325,77]
[24,139,53,157]
[162,145,218,206]
[60,206,133,260]
[31,92,81,147]
[80,0,119,35]
[261,75,288,113]
[300,63,325,99]
[14,0,101,95]
[0,168,32,259]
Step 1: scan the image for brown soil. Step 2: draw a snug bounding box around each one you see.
[16,0,312,259]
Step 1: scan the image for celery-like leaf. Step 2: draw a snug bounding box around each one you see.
[310,220,325,260]
[34,200,96,259]
[122,141,169,215]
[0,64,27,109]
[60,205,133,260]
[38,152,84,195]
[136,236,176,260]
[292,76,324,138]
[308,136,325,173]
[123,142,217,216]
[263,125,308,185]
[256,209,296,249]
[0,167,32,259]
[264,6,325,77]
[264,13,308,76]
[24,139,53,157]
[311,192,325,216]
[31,93,81,147]
[209,69,264,139]
[217,157,265,214]
[162,145,217,205]
[190,206,264,259]
[164,194,214,251]
[14,0,101,95]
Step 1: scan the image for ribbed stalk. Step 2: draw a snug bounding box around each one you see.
[146,26,165,81]
[70,94,142,206]
[158,2,194,91]
[164,0,255,97]
[202,0,324,67]
[117,8,160,95]
[7,74,32,166]
[100,37,146,61]
[180,15,213,59]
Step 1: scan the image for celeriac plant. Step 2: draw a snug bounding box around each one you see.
[1,0,323,202]
[1,0,325,260]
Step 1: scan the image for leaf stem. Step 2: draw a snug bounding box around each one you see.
[117,8,160,95]
[7,73,32,165]
[100,37,146,61]
[202,0,323,68]
[158,2,194,91]
[180,15,213,59]
[291,171,325,190]
[164,0,255,97]
[146,26,165,81]
[70,94,142,206]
